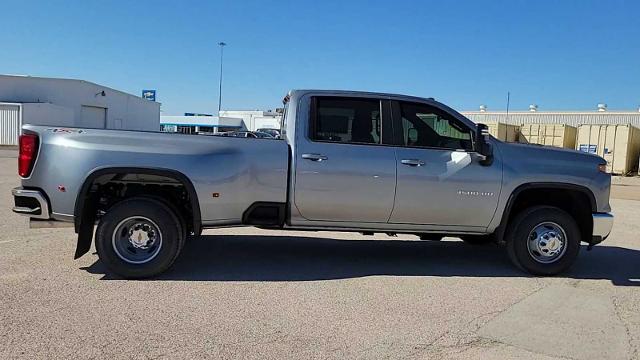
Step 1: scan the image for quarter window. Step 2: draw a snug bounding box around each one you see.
[399,102,472,150]
[311,97,381,144]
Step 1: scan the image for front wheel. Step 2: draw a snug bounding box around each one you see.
[95,197,185,279]
[506,206,580,276]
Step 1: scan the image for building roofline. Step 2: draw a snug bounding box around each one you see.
[0,74,159,104]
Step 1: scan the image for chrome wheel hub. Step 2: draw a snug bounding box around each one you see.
[128,225,155,249]
[527,222,567,264]
[112,217,163,264]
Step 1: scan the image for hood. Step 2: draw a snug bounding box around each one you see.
[495,140,605,165]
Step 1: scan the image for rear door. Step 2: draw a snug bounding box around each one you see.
[292,96,397,223]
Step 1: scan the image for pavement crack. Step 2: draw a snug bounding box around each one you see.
[612,295,636,360]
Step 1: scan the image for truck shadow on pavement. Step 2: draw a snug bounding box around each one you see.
[82,234,640,286]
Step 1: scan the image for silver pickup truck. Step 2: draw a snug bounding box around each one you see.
[12,90,613,278]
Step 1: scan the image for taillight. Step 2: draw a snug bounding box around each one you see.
[18,134,39,177]
[597,163,607,173]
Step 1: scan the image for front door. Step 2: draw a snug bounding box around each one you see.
[389,101,502,228]
[293,96,396,223]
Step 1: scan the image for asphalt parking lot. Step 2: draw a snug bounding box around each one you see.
[1,148,639,359]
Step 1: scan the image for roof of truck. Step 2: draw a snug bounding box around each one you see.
[288,89,435,102]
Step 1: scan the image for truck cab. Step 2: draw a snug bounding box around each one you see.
[284,91,500,233]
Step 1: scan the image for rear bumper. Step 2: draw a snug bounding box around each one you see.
[12,187,50,220]
[591,212,613,244]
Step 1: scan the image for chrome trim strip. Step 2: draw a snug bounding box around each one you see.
[592,213,613,238]
[12,188,50,220]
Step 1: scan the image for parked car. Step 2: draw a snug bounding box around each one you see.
[218,131,274,139]
[256,128,281,138]
[12,90,613,278]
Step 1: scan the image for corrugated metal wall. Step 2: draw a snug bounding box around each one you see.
[0,104,20,146]
[462,112,640,127]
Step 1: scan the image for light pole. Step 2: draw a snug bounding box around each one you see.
[217,42,227,113]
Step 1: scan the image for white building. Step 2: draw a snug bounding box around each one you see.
[0,74,160,145]
[160,115,245,134]
[218,110,282,131]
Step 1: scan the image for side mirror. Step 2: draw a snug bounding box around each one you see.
[475,123,494,166]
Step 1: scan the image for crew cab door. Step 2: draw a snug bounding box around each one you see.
[389,100,502,228]
[292,96,396,223]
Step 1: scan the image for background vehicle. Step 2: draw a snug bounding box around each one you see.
[256,128,281,138]
[12,90,613,278]
[217,130,274,139]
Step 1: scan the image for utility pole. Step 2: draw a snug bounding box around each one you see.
[506,91,511,122]
[217,42,227,113]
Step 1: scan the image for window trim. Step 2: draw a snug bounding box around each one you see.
[308,96,390,147]
[391,100,476,152]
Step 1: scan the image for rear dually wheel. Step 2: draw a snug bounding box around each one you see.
[95,197,184,279]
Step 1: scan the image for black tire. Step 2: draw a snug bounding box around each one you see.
[95,197,184,279]
[460,234,495,245]
[506,206,580,276]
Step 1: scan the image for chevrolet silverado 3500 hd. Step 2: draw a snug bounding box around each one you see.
[12,90,613,278]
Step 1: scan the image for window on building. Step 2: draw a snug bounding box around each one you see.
[176,126,194,134]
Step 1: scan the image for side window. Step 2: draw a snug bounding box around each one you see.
[399,102,473,150]
[311,97,381,144]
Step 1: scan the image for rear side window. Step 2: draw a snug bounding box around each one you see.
[311,97,381,145]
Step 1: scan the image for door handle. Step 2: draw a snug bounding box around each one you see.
[401,159,425,167]
[302,153,328,161]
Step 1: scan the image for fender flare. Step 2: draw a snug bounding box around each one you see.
[73,167,201,259]
[494,182,596,243]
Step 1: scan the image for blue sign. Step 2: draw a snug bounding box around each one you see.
[142,89,156,101]
[578,144,597,154]
[184,113,213,117]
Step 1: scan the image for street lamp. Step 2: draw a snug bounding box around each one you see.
[217,41,227,113]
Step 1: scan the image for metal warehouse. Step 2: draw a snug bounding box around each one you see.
[462,105,640,127]
[0,74,160,145]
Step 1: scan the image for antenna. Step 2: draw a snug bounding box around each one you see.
[506,91,511,121]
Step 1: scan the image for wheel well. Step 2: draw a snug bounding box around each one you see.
[504,187,593,244]
[75,168,201,236]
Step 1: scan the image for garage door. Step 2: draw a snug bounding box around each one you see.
[0,104,20,146]
[81,105,106,128]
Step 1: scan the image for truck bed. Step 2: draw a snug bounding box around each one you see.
[21,125,290,225]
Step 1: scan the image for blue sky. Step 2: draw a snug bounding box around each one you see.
[1,0,638,114]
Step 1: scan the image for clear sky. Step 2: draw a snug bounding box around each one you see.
[1,0,638,114]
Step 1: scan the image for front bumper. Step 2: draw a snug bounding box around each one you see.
[12,187,50,220]
[591,212,613,244]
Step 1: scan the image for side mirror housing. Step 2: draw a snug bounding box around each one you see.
[475,124,494,166]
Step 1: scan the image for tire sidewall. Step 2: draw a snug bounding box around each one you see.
[95,198,183,279]
[507,206,581,276]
